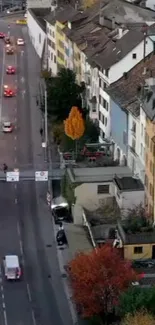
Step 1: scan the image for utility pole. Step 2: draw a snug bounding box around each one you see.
[44,87,48,162]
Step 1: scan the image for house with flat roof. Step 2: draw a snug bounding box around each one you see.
[63,166,145,222]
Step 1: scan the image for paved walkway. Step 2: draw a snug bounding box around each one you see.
[25,26,78,325]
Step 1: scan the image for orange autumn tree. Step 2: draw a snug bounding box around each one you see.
[64,106,85,140]
[68,244,138,319]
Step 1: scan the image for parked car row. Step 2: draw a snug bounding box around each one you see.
[51,196,72,246]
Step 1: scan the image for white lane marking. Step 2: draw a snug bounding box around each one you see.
[19,240,23,255]
[15,125,17,130]
[21,50,24,56]
[14,146,16,151]
[15,198,17,204]
[21,77,25,83]
[14,117,17,122]
[3,309,8,325]
[0,48,5,122]
[2,293,4,300]
[14,135,17,140]
[14,107,17,113]
[14,157,17,163]
[14,183,17,189]
[31,310,36,325]
[2,302,5,308]
[26,283,32,302]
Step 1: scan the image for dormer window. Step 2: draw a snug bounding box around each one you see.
[132,53,137,59]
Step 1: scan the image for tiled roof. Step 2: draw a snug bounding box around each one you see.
[28,8,50,31]
[107,53,155,117]
[118,222,155,245]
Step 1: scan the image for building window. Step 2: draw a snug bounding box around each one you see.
[56,25,63,35]
[145,132,149,147]
[145,174,148,188]
[134,246,143,254]
[99,78,108,90]
[141,123,144,137]
[105,117,107,126]
[132,53,137,59]
[100,129,105,139]
[131,138,136,152]
[58,39,64,49]
[54,55,56,63]
[132,121,136,134]
[145,152,148,165]
[105,69,109,77]
[103,99,108,111]
[51,52,53,60]
[39,33,41,43]
[150,160,153,174]
[97,184,109,194]
[57,50,64,61]
[150,183,154,197]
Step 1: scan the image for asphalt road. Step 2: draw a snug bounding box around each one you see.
[0,21,73,325]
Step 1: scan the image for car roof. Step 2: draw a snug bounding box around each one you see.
[5,255,19,267]
[4,122,11,126]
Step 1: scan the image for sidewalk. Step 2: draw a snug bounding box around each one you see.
[25,28,79,325]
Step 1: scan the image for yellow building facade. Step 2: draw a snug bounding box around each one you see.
[55,20,66,70]
[124,243,155,260]
[145,117,155,219]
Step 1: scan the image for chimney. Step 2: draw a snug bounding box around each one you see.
[118,28,123,38]
[112,16,115,29]
[142,67,146,75]
[99,13,104,26]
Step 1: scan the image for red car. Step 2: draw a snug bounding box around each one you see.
[3,85,15,97]
[6,66,16,74]
[0,32,5,38]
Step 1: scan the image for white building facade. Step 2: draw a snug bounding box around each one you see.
[27,10,46,59]
[46,21,57,75]
[27,0,51,9]
[127,107,146,183]
[97,36,154,141]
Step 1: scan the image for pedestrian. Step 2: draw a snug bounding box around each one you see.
[3,163,8,173]
[40,128,43,136]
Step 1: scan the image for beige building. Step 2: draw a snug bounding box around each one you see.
[142,80,155,220]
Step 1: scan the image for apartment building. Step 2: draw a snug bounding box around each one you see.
[108,53,155,182]
[142,78,155,220]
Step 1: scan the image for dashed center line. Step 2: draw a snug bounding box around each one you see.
[26,283,32,302]
[15,198,17,204]
[14,117,17,122]
[14,146,16,151]
[14,184,17,189]
[14,135,17,140]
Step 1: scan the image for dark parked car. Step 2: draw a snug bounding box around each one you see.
[132,260,155,269]
[52,206,72,224]
[56,229,68,246]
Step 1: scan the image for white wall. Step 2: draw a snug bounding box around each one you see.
[46,22,57,75]
[114,184,144,216]
[74,182,114,211]
[109,37,153,83]
[27,11,46,58]
[65,38,74,71]
[128,112,145,182]
[27,0,51,8]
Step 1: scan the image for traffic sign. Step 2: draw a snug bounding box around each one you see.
[35,171,48,181]
[6,171,19,182]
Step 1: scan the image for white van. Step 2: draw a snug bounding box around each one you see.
[3,255,21,280]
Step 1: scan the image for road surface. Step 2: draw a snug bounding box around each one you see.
[0,21,73,325]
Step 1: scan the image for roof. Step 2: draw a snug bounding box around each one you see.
[45,6,77,25]
[61,0,155,69]
[5,255,19,267]
[142,81,155,121]
[28,8,50,31]
[67,166,132,183]
[114,176,144,191]
[107,53,155,117]
[118,222,155,245]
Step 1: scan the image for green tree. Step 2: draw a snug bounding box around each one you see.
[46,68,82,122]
[118,287,155,318]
